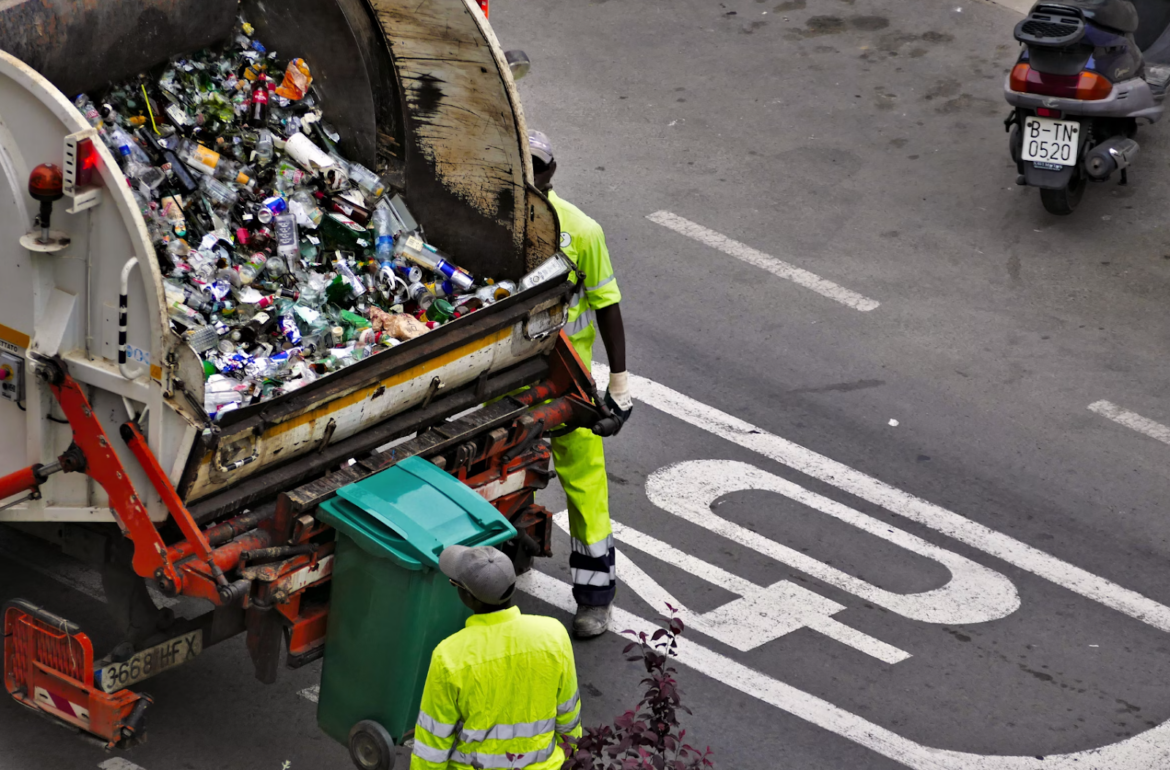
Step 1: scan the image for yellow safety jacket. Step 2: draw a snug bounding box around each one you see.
[410,606,583,770]
[547,190,622,364]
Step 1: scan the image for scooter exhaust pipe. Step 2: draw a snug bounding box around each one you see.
[1084,137,1139,181]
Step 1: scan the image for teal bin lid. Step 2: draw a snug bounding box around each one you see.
[317,456,517,570]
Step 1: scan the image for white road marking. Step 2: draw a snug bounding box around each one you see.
[298,685,320,703]
[646,210,880,312]
[553,511,910,663]
[517,569,1170,769]
[573,366,1170,764]
[1088,400,1170,447]
[98,759,148,770]
[592,363,1170,635]
[647,459,1019,625]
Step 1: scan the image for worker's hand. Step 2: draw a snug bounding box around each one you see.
[593,371,633,436]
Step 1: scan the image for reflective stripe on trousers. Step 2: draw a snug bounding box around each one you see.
[569,533,615,603]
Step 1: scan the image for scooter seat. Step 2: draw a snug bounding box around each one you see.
[1044,0,1139,33]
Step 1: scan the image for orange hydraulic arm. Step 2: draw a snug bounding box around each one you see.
[4,357,265,606]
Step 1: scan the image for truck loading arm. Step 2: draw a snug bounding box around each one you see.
[2,356,265,607]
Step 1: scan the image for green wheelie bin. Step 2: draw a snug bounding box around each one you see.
[315,455,517,770]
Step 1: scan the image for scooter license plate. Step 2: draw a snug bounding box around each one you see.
[1022,116,1081,167]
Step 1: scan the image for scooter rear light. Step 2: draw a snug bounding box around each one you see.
[1010,62,1113,101]
[1010,62,1031,92]
[1075,71,1111,100]
[1036,107,1062,118]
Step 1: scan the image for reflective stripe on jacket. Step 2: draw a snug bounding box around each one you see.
[410,606,583,770]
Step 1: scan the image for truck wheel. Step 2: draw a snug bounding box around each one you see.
[349,720,396,770]
[1039,174,1085,215]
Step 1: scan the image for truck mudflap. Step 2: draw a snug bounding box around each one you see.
[3,599,149,747]
[178,274,574,507]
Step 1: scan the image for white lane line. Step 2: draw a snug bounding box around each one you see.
[98,759,148,770]
[1088,400,1170,447]
[645,210,880,312]
[517,568,1170,769]
[592,363,1170,636]
[298,685,320,703]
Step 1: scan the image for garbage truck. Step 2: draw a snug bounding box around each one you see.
[0,0,610,761]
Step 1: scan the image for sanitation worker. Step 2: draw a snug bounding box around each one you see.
[410,545,583,770]
[528,129,633,638]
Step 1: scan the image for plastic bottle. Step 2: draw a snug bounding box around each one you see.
[290,190,323,229]
[168,301,202,325]
[106,124,152,167]
[333,258,367,299]
[178,139,253,187]
[347,162,385,201]
[274,210,300,265]
[200,175,239,210]
[373,201,395,262]
[238,253,268,285]
[254,128,274,166]
[74,95,107,138]
[126,160,167,191]
[266,254,288,279]
[407,282,434,310]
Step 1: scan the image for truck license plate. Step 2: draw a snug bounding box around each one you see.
[98,631,202,693]
[1022,116,1080,167]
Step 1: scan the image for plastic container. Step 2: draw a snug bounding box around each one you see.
[315,456,517,763]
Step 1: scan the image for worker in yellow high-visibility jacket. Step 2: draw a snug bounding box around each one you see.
[528,129,633,639]
[410,545,583,770]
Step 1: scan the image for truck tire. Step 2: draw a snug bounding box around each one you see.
[348,720,396,770]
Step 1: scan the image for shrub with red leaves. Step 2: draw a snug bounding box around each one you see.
[559,604,715,770]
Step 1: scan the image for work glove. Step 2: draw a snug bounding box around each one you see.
[593,371,634,436]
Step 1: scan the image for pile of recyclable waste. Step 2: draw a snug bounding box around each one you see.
[79,17,523,420]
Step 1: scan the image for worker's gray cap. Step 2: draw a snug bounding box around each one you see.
[440,545,516,605]
[527,129,554,165]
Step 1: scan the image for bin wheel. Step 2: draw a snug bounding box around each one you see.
[348,720,397,770]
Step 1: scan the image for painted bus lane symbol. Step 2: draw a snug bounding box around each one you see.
[519,368,1170,769]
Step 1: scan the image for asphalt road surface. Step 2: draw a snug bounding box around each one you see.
[9,0,1170,768]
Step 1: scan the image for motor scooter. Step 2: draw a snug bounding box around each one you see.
[1004,0,1170,214]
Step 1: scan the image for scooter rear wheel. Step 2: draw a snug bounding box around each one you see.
[1039,173,1086,215]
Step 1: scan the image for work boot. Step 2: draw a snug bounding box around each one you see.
[573,603,612,639]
